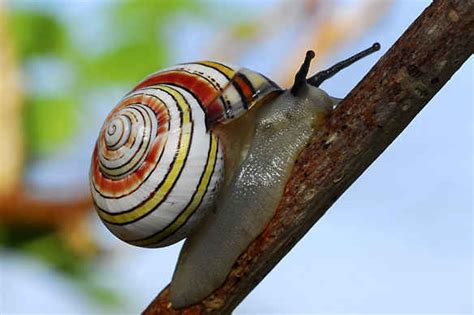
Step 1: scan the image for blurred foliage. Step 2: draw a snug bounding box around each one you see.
[232,20,260,38]
[75,0,201,85]
[0,223,122,306]
[1,224,84,275]
[9,11,67,58]
[24,97,76,154]
[8,0,201,156]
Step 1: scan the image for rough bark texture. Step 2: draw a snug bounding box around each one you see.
[144,0,474,313]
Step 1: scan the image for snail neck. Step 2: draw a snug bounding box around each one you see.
[212,109,258,188]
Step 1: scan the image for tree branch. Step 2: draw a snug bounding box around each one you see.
[144,0,474,313]
[0,191,92,227]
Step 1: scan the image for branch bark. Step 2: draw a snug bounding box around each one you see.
[144,0,474,313]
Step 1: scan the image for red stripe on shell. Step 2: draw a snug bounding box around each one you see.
[134,71,227,127]
[91,94,169,197]
[92,134,166,197]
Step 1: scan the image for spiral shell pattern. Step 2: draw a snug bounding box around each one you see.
[90,61,281,248]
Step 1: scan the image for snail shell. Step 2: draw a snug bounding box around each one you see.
[90,62,281,247]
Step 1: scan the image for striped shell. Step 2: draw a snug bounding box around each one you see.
[90,61,281,247]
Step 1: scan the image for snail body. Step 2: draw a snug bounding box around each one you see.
[170,82,334,307]
[89,44,380,308]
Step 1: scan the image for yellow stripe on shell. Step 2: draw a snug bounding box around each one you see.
[97,85,192,224]
[128,133,219,247]
[197,61,236,79]
[239,68,270,88]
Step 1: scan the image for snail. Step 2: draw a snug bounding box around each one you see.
[90,43,380,308]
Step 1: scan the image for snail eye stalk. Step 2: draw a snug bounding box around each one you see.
[307,42,381,87]
[290,50,315,96]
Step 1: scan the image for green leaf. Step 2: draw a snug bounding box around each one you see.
[9,11,68,59]
[23,97,77,155]
[75,0,202,86]
[114,0,202,25]
[78,41,167,85]
[78,280,123,307]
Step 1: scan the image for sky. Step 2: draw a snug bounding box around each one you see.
[1,0,472,314]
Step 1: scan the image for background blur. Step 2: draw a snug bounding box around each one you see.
[0,0,472,314]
